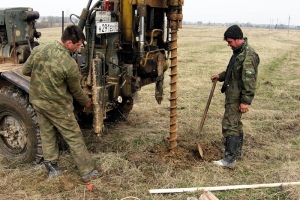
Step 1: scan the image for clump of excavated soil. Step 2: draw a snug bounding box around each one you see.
[126,136,223,169]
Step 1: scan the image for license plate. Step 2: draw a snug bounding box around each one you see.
[96,22,118,34]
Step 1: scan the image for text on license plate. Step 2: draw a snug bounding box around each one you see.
[96,22,118,34]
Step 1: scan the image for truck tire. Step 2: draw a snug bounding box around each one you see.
[0,86,42,163]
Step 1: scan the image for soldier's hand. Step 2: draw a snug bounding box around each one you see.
[211,74,219,82]
[239,103,249,113]
[85,98,92,109]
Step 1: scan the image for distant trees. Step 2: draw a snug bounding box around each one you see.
[181,20,299,30]
[35,16,79,28]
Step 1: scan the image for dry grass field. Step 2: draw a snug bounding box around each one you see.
[1,25,300,199]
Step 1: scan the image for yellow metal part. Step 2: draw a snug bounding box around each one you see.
[168,0,184,6]
[121,0,133,41]
[129,0,168,7]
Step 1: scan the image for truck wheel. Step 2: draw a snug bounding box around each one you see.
[0,86,42,163]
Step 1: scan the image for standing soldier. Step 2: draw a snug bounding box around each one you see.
[22,25,103,182]
[211,25,260,168]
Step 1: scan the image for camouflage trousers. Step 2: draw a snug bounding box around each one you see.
[222,103,243,137]
[34,106,94,176]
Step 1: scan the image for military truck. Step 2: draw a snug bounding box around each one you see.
[0,0,183,164]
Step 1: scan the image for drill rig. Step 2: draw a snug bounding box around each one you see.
[74,0,183,149]
[0,0,183,163]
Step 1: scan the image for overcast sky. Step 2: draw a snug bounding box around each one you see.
[1,0,299,25]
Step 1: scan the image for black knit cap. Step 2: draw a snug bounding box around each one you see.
[224,25,243,39]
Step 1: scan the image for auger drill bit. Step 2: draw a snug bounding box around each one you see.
[167,3,183,151]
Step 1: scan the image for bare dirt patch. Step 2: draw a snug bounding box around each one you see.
[125,136,223,170]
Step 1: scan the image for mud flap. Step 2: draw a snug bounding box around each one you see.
[1,68,30,93]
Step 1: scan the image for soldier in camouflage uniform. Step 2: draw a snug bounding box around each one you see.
[211,25,260,168]
[22,25,103,182]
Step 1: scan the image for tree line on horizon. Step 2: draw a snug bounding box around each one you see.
[35,15,299,30]
[36,16,79,28]
[183,20,300,30]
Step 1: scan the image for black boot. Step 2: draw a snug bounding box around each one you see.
[236,132,244,157]
[221,133,243,157]
[213,135,239,168]
[44,161,67,178]
[82,169,104,183]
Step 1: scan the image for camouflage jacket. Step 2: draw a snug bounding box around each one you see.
[218,38,260,105]
[22,40,89,111]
